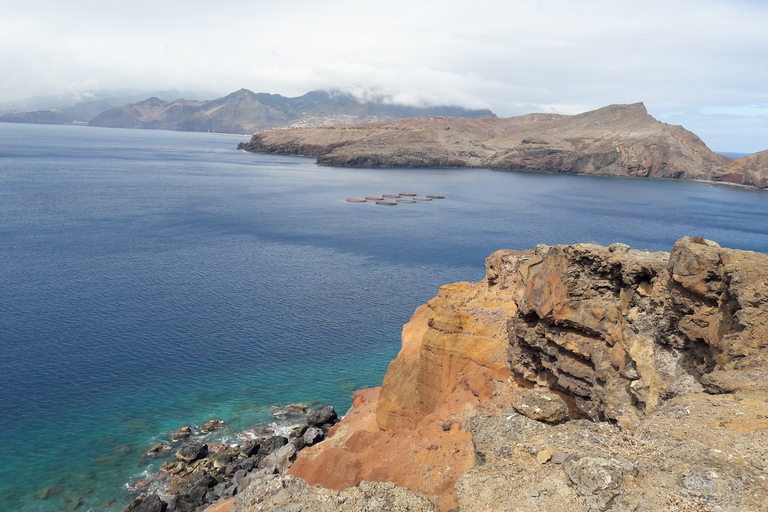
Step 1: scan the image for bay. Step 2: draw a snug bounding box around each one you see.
[1,122,767,511]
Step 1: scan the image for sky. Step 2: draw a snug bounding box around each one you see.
[1,0,767,153]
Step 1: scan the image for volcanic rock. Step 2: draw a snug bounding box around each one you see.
[306,406,338,427]
[175,470,218,512]
[169,426,193,442]
[239,439,260,457]
[175,442,208,463]
[200,419,224,433]
[302,427,324,446]
[511,388,569,423]
[122,494,167,512]
[147,443,170,456]
[257,436,288,456]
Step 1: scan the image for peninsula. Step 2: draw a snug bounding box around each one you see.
[237,102,768,189]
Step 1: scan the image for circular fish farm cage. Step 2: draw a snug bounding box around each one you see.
[375,201,398,206]
[346,198,366,202]
[399,193,417,196]
[414,197,433,201]
[382,194,400,198]
[396,199,417,203]
[426,195,445,199]
[365,196,384,201]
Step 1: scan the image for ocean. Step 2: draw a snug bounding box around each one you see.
[1,122,767,511]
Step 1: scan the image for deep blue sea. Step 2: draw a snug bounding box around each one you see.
[1,122,767,511]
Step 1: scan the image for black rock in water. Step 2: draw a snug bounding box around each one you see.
[175,442,208,463]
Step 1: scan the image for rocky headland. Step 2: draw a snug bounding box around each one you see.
[197,236,768,512]
[237,103,768,188]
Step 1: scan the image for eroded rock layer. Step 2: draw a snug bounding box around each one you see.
[507,237,768,423]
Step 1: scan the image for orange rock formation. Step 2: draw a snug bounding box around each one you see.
[289,279,521,510]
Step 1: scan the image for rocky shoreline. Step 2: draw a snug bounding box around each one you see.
[120,405,340,512]
[105,236,768,512]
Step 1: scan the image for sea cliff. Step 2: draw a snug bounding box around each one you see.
[237,103,768,188]
[218,236,768,512]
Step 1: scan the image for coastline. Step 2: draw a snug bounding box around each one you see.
[217,236,768,512]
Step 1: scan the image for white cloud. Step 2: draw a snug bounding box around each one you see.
[1,0,768,151]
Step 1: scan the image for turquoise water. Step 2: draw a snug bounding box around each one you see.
[2,122,768,511]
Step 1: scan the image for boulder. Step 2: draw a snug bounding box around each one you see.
[302,427,325,446]
[169,426,193,442]
[511,388,569,423]
[240,439,260,457]
[258,443,297,475]
[258,436,288,456]
[306,406,338,427]
[200,419,224,433]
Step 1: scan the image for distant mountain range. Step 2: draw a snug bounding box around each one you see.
[0,89,495,133]
[0,89,209,126]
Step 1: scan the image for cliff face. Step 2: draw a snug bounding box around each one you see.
[285,282,520,511]
[712,149,768,188]
[271,237,768,512]
[238,103,768,187]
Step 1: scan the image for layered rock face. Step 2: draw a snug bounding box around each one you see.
[228,237,768,512]
[713,149,768,188]
[507,237,768,423]
[235,103,768,186]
